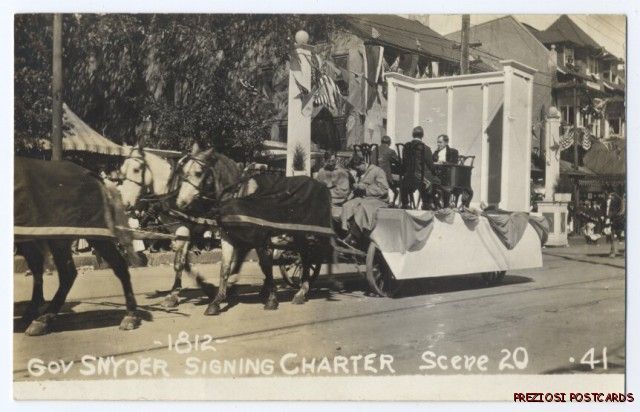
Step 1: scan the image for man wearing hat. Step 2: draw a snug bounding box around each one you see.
[400,125,439,209]
[340,154,390,244]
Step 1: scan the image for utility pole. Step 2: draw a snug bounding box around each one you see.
[51,13,63,161]
[460,14,470,75]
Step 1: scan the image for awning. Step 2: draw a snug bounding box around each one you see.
[39,104,125,156]
[560,160,596,176]
[582,139,626,175]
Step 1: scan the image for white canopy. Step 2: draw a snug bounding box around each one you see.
[40,104,125,156]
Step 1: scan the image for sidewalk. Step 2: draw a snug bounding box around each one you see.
[542,236,626,269]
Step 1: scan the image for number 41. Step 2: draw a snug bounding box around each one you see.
[581,347,608,370]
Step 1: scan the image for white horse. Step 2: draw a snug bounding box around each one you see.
[119,146,172,209]
[119,146,214,307]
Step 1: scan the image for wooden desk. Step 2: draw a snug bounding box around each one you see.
[433,163,473,189]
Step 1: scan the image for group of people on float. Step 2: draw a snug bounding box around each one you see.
[316,125,460,210]
[315,126,460,243]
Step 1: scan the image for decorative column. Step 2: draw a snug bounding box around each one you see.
[544,107,561,201]
[286,30,313,177]
[386,80,397,144]
[480,82,490,205]
[499,64,513,210]
[537,106,569,247]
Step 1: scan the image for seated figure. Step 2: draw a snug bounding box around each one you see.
[583,221,602,244]
[316,152,351,206]
[340,154,390,245]
[400,126,440,210]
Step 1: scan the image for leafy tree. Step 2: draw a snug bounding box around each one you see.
[15,14,338,161]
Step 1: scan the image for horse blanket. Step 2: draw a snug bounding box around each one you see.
[14,157,123,240]
[217,174,333,244]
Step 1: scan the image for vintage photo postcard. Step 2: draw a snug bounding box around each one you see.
[11,10,631,402]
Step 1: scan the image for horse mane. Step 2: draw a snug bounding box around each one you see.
[208,152,242,200]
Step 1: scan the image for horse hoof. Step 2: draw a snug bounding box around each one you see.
[161,294,180,308]
[25,317,51,336]
[119,314,141,331]
[291,293,306,305]
[204,303,221,316]
[264,298,279,311]
[22,305,42,324]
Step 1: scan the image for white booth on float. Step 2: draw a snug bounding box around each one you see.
[385,60,537,212]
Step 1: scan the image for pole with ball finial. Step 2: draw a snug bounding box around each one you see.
[286,30,313,176]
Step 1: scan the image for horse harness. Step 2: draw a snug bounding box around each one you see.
[122,148,151,197]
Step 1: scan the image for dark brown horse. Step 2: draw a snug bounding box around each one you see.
[15,157,141,336]
[16,239,140,336]
[175,144,330,315]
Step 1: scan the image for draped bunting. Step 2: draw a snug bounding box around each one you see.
[294,42,387,118]
[559,126,593,151]
[369,208,549,254]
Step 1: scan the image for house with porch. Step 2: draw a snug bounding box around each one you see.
[523,15,625,141]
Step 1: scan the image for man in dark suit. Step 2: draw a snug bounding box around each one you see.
[400,126,439,209]
[604,188,625,258]
[432,134,459,164]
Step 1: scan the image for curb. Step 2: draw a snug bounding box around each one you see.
[13,249,259,273]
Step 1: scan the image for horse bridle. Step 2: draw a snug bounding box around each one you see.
[122,149,150,194]
[179,155,219,202]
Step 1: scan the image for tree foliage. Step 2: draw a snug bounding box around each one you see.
[15,14,337,160]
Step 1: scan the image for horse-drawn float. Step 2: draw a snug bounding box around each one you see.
[277,205,548,297]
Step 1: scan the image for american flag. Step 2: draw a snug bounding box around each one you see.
[314,74,343,112]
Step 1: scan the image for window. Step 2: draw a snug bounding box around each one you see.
[587,57,599,76]
[332,53,349,96]
[278,121,287,142]
[602,62,612,81]
[560,105,575,125]
[564,46,575,66]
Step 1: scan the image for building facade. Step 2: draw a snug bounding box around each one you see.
[270,14,494,151]
[524,15,625,141]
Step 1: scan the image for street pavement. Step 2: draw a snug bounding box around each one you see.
[13,239,625,381]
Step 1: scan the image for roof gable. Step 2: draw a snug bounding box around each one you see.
[445,15,551,72]
[537,15,602,50]
[343,14,460,63]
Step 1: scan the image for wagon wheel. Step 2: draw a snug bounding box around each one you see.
[278,251,322,288]
[366,242,402,297]
[278,251,302,287]
[481,271,506,285]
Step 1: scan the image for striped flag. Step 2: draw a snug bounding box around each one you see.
[559,128,575,151]
[314,74,343,112]
[581,128,592,150]
[559,127,593,151]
